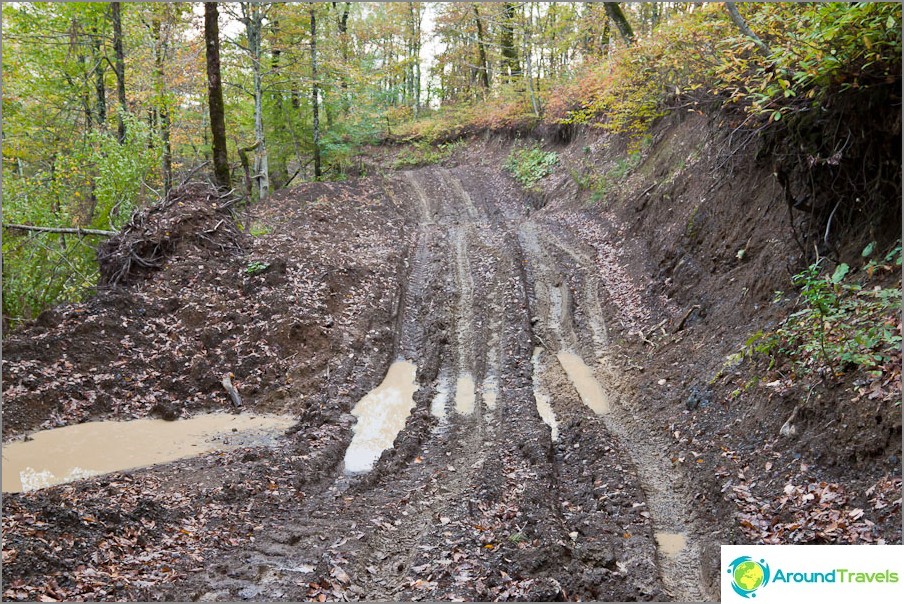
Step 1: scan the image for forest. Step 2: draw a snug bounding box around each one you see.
[1,2,902,602]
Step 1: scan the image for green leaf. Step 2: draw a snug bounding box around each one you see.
[831,263,850,284]
[861,241,876,257]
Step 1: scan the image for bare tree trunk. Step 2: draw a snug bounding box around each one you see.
[473,4,490,92]
[501,3,520,80]
[204,3,231,191]
[244,3,269,202]
[92,29,107,128]
[603,2,634,46]
[725,2,771,57]
[154,16,173,195]
[310,5,322,180]
[269,18,288,189]
[523,2,541,117]
[111,2,127,143]
[336,1,351,115]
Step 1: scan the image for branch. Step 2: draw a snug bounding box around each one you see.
[724,2,771,57]
[2,224,117,237]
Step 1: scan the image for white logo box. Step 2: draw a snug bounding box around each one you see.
[721,545,903,602]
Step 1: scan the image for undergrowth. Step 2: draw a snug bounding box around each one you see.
[392,139,465,169]
[743,242,902,385]
[504,145,559,191]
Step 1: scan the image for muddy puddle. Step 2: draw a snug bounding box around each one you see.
[531,347,559,440]
[1,413,296,493]
[454,374,476,415]
[344,360,419,473]
[654,532,687,557]
[481,376,498,411]
[556,351,611,414]
[431,375,451,420]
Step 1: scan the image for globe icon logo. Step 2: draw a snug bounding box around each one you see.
[727,556,771,598]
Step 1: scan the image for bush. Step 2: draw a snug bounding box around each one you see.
[745,242,902,379]
[504,145,559,190]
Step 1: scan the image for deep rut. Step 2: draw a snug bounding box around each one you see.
[168,164,714,602]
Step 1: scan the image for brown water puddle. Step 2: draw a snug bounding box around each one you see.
[481,376,498,411]
[556,351,611,414]
[655,531,687,557]
[1,413,296,493]
[531,347,559,440]
[454,374,476,415]
[344,360,419,473]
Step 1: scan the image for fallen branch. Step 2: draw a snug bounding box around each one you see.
[221,373,243,407]
[673,304,702,333]
[2,223,117,237]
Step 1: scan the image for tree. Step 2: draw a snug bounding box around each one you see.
[234,2,272,201]
[603,2,634,46]
[473,4,490,91]
[111,1,127,143]
[501,3,520,80]
[204,2,230,191]
[310,4,322,180]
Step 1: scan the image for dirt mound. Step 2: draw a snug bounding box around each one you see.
[98,184,245,286]
[2,176,409,439]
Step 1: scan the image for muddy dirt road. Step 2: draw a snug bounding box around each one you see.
[129,165,712,602]
[2,164,719,602]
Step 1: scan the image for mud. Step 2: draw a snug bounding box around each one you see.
[9,119,895,602]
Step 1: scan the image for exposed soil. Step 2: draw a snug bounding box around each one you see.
[2,112,900,602]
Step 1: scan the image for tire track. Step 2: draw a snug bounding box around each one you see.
[528,219,710,601]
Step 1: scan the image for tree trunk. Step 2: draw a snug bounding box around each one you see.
[154,16,173,195]
[501,3,520,80]
[244,3,269,202]
[92,29,106,128]
[336,1,351,115]
[603,2,634,46]
[310,5,322,180]
[269,18,287,189]
[523,3,541,117]
[725,2,771,57]
[473,4,490,92]
[111,2,127,143]
[204,3,231,191]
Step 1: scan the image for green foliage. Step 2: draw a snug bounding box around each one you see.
[504,145,559,190]
[2,117,159,323]
[551,3,902,133]
[744,244,902,379]
[392,139,464,169]
[244,261,271,276]
[570,148,642,206]
[249,223,271,237]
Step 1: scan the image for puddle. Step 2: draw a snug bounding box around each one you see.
[431,375,451,420]
[534,392,559,441]
[481,376,498,411]
[344,360,419,473]
[531,347,559,440]
[556,351,610,414]
[655,532,687,557]
[454,374,476,415]
[1,413,295,493]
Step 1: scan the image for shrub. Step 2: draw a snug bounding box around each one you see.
[504,145,559,190]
